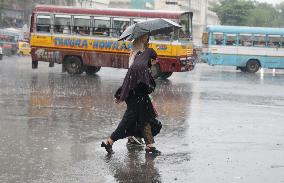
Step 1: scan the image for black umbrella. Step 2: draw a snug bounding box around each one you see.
[118,18,182,41]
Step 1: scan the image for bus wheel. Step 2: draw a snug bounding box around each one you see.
[160,72,173,79]
[85,66,101,75]
[151,64,161,79]
[246,60,260,73]
[65,56,83,75]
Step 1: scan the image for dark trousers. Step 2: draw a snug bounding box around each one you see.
[110,108,154,145]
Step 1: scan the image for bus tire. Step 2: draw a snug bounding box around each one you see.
[32,61,38,69]
[246,60,260,73]
[151,64,161,79]
[85,66,101,75]
[160,72,173,79]
[64,56,83,75]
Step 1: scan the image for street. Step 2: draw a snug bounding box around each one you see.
[0,56,284,183]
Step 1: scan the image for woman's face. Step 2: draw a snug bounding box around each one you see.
[142,35,149,44]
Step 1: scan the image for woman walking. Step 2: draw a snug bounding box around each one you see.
[101,34,161,155]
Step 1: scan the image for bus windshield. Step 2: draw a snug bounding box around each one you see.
[178,13,192,41]
[151,13,192,42]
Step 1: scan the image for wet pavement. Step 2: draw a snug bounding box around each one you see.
[0,56,284,183]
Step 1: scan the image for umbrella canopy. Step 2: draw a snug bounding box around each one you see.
[118,18,182,41]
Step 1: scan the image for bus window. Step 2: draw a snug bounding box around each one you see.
[253,34,266,47]
[54,15,71,34]
[73,16,90,36]
[267,35,282,48]
[179,13,191,40]
[93,17,110,36]
[36,15,51,33]
[212,33,223,45]
[239,34,253,47]
[112,18,130,38]
[226,34,236,46]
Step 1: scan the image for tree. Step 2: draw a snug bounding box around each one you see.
[212,0,255,26]
[246,3,279,27]
[275,2,284,27]
[211,0,284,27]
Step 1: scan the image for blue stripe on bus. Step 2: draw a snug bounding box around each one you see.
[202,53,284,68]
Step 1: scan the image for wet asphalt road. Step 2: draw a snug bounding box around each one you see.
[0,56,284,183]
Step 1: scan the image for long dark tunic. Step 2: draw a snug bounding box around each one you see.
[111,48,158,140]
[119,48,157,101]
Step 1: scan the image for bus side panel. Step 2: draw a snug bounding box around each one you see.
[268,57,284,69]
[87,51,129,69]
[264,48,284,69]
[237,47,266,67]
[31,47,130,69]
[222,46,237,66]
[207,46,224,65]
[159,58,181,72]
[61,50,129,69]
[31,47,63,63]
[237,55,264,67]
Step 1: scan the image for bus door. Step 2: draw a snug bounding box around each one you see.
[32,14,53,62]
[209,32,224,65]
[265,35,283,68]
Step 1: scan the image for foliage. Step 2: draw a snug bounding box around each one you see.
[211,0,284,27]
[212,0,254,26]
[246,3,279,27]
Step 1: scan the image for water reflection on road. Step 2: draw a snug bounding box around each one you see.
[0,57,284,183]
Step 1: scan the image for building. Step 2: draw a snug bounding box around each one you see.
[73,0,110,8]
[0,0,70,28]
[0,0,25,28]
[107,0,219,46]
[108,0,154,9]
[155,0,220,46]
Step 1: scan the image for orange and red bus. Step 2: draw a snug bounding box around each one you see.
[30,5,196,79]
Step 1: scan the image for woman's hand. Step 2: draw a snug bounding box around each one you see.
[129,50,134,56]
[151,59,158,65]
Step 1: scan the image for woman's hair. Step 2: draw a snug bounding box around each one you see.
[133,34,148,50]
[129,34,149,67]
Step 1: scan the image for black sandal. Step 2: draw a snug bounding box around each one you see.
[101,141,114,154]
[145,147,161,155]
